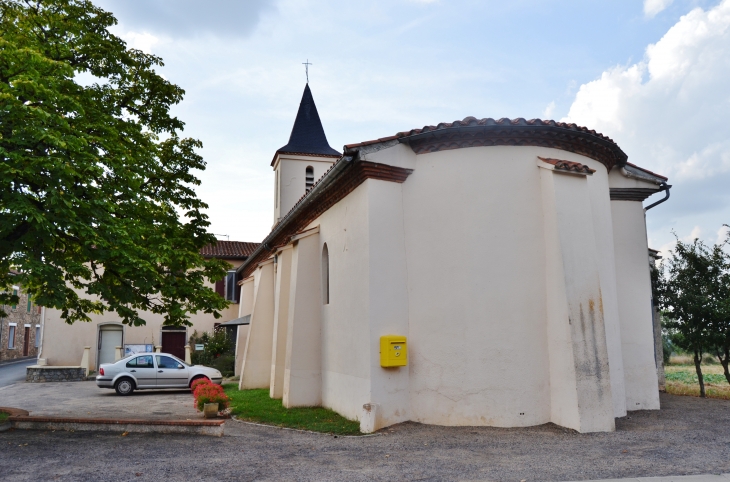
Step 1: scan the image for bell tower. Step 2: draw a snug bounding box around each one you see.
[272,84,340,225]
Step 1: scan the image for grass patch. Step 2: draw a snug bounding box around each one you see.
[0,412,8,423]
[223,384,362,435]
[664,365,730,401]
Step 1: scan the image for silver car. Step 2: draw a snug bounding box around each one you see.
[96,352,223,395]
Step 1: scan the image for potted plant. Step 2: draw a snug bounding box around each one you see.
[192,379,229,419]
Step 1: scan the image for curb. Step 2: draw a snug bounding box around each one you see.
[230,416,377,438]
[0,407,224,437]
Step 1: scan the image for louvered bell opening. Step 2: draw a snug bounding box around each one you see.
[305,166,314,192]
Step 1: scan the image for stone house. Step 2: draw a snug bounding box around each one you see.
[0,275,43,362]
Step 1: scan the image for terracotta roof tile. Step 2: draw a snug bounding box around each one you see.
[342,116,629,173]
[395,117,617,141]
[200,241,260,259]
[538,157,596,174]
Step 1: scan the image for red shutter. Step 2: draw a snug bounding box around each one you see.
[215,278,225,297]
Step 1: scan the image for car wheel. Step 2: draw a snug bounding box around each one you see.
[189,375,209,390]
[115,377,135,396]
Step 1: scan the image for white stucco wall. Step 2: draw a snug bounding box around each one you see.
[273,155,336,224]
[312,183,372,421]
[611,200,661,410]
[397,146,552,428]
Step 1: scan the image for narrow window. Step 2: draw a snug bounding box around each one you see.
[8,325,16,349]
[35,326,40,347]
[225,270,237,302]
[322,243,329,305]
[305,166,314,192]
[11,289,17,311]
[27,296,31,313]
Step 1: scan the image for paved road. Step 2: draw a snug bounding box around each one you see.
[0,359,35,388]
[0,379,198,419]
[1,393,729,481]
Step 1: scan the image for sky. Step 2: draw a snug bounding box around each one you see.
[94,0,730,255]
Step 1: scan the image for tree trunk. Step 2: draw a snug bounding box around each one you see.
[719,347,730,385]
[694,351,706,398]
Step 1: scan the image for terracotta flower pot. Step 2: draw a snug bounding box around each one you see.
[203,403,219,419]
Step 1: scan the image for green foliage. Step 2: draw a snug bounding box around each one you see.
[0,412,8,423]
[0,0,229,326]
[665,370,727,385]
[657,231,730,394]
[223,385,362,435]
[662,332,673,365]
[189,329,234,376]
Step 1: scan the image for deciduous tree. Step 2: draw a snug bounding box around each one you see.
[0,0,229,326]
[657,238,718,397]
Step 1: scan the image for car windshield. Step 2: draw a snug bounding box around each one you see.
[169,354,192,367]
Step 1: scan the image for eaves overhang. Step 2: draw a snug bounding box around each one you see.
[398,120,627,172]
[237,153,413,279]
[345,117,628,173]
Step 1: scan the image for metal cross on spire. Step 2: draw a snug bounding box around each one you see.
[302,59,312,83]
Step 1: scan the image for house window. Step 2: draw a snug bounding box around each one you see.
[27,296,31,313]
[11,289,17,311]
[35,325,40,347]
[224,270,239,303]
[305,166,314,192]
[322,243,329,305]
[8,324,16,349]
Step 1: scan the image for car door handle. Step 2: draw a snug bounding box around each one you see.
[130,370,136,373]
[158,370,163,373]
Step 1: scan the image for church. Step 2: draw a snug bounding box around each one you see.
[234,83,669,434]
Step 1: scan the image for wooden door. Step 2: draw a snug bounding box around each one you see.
[161,331,186,360]
[23,327,30,356]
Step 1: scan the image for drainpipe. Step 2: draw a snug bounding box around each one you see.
[645,182,671,211]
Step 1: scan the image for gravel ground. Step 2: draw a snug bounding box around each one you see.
[1,393,729,482]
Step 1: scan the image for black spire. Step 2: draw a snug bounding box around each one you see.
[276,84,341,158]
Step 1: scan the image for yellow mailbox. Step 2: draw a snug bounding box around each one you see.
[380,335,407,367]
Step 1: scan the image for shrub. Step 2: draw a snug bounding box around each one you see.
[189,329,233,368]
[193,382,229,411]
[211,354,235,378]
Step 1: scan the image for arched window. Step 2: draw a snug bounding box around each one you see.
[322,243,329,305]
[305,166,314,192]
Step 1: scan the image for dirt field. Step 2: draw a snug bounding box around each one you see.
[665,363,730,400]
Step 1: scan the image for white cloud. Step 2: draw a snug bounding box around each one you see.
[121,31,160,54]
[644,0,674,18]
[564,0,730,249]
[542,101,556,119]
[565,0,730,181]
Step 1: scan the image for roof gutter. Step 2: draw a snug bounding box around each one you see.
[620,166,664,185]
[236,154,356,276]
[645,182,671,211]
